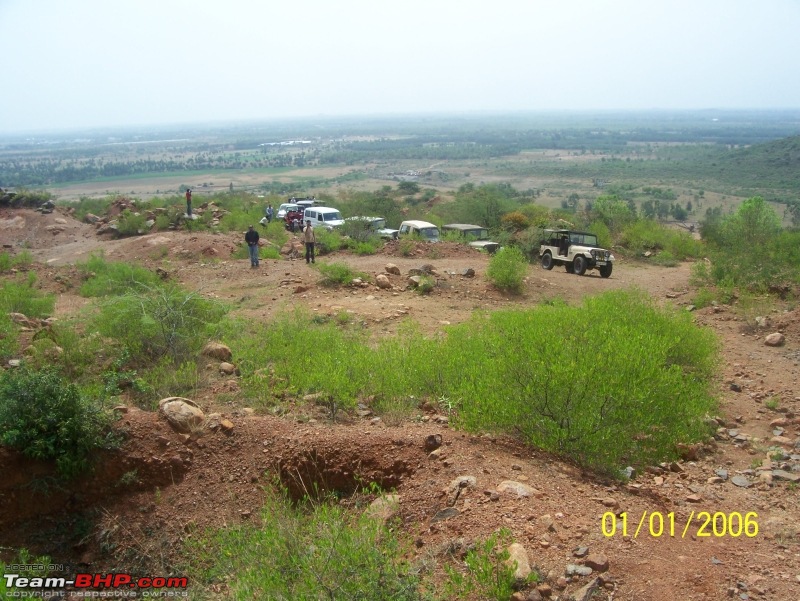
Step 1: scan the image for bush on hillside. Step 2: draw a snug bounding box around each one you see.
[0,367,111,478]
[486,246,528,293]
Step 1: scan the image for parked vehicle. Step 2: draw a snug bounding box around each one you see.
[539,228,614,277]
[277,203,301,219]
[398,220,439,242]
[284,207,305,232]
[442,223,500,253]
[345,216,399,240]
[302,207,345,230]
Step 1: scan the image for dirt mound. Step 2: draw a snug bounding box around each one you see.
[0,206,94,252]
[379,239,488,259]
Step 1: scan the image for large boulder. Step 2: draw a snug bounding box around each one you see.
[159,397,205,433]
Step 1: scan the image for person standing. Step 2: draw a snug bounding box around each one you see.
[303,219,316,264]
[245,225,260,268]
[185,188,192,217]
[266,204,274,224]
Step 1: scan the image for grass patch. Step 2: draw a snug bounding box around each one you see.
[0,250,34,272]
[188,488,421,600]
[0,273,55,318]
[78,253,163,297]
[224,290,718,475]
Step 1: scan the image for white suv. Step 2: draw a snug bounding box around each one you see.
[302,207,345,230]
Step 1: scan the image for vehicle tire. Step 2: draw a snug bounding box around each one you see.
[541,252,554,270]
[573,255,587,276]
[599,263,613,278]
[565,263,574,274]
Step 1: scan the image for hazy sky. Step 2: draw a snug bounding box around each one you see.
[2,0,799,133]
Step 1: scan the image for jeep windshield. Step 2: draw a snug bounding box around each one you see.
[569,232,598,246]
[419,227,439,240]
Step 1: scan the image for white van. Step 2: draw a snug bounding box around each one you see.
[302,207,345,230]
[398,220,439,242]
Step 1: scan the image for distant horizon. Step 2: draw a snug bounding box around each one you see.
[4,107,800,139]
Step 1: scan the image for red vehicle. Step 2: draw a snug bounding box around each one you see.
[284,207,304,232]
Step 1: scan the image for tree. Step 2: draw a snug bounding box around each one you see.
[721,196,780,246]
[397,181,419,195]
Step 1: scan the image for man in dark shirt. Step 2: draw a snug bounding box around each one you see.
[245,225,260,268]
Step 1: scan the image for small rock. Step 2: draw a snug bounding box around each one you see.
[569,577,600,601]
[573,546,589,558]
[158,397,205,433]
[431,507,459,523]
[385,263,401,275]
[772,470,800,482]
[366,494,400,523]
[505,543,531,581]
[461,267,475,278]
[219,362,236,375]
[424,433,442,452]
[764,332,785,347]
[497,480,541,498]
[583,553,609,573]
[566,564,593,577]
[686,494,703,503]
[731,475,751,488]
[376,274,392,289]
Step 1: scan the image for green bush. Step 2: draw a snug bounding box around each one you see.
[189,489,420,600]
[78,253,163,297]
[116,209,148,236]
[619,220,702,259]
[93,284,227,364]
[446,289,718,474]
[486,246,528,293]
[315,262,367,287]
[700,196,800,291]
[0,273,55,318]
[0,367,112,478]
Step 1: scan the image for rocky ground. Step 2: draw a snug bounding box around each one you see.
[1,205,799,601]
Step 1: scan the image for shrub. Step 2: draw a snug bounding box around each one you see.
[0,367,111,478]
[486,246,528,293]
[116,209,147,236]
[315,262,366,287]
[93,284,227,364]
[415,275,435,294]
[189,488,421,600]
[78,253,163,297]
[447,289,718,475]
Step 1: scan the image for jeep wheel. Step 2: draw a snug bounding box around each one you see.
[573,255,587,276]
[599,263,613,278]
[541,252,554,270]
[565,263,574,274]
